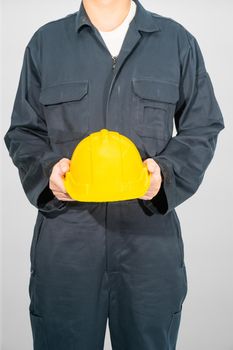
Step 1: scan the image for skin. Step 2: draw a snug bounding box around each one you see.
[82,0,132,32]
[49,0,162,201]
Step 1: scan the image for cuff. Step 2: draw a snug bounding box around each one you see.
[35,156,69,215]
[141,156,176,215]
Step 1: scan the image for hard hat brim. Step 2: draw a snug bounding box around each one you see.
[63,167,151,202]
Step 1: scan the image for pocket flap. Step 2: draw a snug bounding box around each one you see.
[39,81,88,105]
[132,78,179,104]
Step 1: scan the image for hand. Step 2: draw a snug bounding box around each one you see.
[49,158,75,201]
[139,158,162,200]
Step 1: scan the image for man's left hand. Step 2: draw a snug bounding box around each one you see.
[139,158,162,200]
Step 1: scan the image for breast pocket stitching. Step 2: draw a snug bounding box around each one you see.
[131,78,179,156]
[39,80,89,143]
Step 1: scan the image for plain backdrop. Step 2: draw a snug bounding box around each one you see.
[1,0,232,349]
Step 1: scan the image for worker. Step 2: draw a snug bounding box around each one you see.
[4,0,225,349]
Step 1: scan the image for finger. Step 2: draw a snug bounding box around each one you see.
[139,195,151,200]
[51,173,67,193]
[139,187,159,200]
[139,172,162,199]
[53,191,75,201]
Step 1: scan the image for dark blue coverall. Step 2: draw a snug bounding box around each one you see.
[4,0,225,349]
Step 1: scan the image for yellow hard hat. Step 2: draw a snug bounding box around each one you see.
[63,129,151,202]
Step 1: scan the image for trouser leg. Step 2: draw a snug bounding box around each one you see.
[106,200,188,350]
[29,202,109,350]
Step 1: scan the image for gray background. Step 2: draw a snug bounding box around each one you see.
[1,0,232,349]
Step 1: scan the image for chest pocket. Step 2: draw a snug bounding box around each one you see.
[131,78,179,156]
[39,81,89,143]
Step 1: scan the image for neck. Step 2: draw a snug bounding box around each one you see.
[82,0,131,31]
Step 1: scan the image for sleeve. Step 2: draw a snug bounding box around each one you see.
[4,32,68,214]
[141,32,225,215]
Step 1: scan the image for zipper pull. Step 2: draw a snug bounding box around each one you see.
[112,55,117,70]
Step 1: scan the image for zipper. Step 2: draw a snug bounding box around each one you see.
[104,55,118,126]
[112,55,118,70]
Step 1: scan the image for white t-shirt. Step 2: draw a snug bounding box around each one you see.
[98,0,137,58]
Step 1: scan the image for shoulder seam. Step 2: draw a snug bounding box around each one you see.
[151,13,193,55]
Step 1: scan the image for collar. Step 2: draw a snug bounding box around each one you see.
[75,0,161,33]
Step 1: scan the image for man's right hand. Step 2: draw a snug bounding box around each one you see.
[49,158,75,201]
